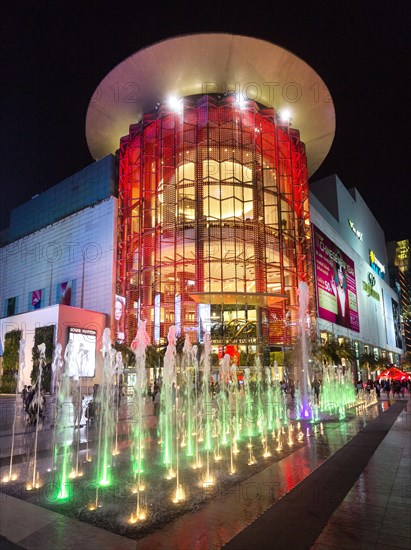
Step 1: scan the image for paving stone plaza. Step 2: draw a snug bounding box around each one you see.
[0,391,409,550]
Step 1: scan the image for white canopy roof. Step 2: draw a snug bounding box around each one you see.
[86,33,335,176]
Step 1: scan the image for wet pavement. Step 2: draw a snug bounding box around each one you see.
[311,397,411,550]
[224,398,410,550]
[0,393,409,549]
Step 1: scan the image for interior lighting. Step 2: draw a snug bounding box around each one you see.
[235,94,247,109]
[279,109,292,123]
[167,96,183,113]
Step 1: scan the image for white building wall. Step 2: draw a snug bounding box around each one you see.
[310,204,402,356]
[0,198,117,319]
[311,175,389,282]
[0,305,107,388]
[337,185,388,276]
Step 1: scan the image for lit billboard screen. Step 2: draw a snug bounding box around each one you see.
[313,224,360,332]
[114,294,126,343]
[67,327,97,377]
[391,298,403,349]
[383,294,403,350]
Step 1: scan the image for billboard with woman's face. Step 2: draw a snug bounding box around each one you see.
[312,224,360,332]
[115,295,126,343]
[67,327,96,377]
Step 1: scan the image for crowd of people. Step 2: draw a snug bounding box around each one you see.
[18,372,410,429]
[358,378,411,399]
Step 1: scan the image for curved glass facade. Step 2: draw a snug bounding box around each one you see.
[118,94,314,356]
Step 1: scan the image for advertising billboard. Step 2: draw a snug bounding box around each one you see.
[114,294,126,343]
[383,292,402,350]
[313,224,360,332]
[57,281,73,305]
[391,298,403,349]
[67,327,97,377]
[31,289,42,310]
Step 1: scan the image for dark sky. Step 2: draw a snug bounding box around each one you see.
[1,2,410,241]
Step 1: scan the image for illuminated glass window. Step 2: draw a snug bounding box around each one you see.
[118,95,314,349]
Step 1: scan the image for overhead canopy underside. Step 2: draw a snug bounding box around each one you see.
[86,33,335,177]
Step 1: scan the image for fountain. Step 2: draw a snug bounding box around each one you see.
[320,366,357,419]
[200,333,214,487]
[191,343,201,469]
[112,351,124,456]
[182,335,195,460]
[298,281,311,419]
[26,343,45,491]
[54,342,75,500]
[96,328,116,490]
[2,338,25,483]
[72,349,85,479]
[294,387,302,420]
[51,341,63,397]
[159,325,177,478]
[129,319,150,522]
[218,354,230,450]
[0,317,378,538]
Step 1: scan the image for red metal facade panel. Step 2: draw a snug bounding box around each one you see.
[117,95,314,350]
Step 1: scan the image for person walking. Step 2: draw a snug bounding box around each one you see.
[400,381,406,398]
[290,380,296,400]
[71,385,82,428]
[21,385,28,408]
[153,387,161,418]
[385,380,391,399]
[375,381,381,398]
[312,378,321,404]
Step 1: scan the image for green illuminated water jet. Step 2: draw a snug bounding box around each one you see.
[201,333,214,485]
[320,368,357,419]
[130,319,150,519]
[11,320,380,523]
[160,326,177,477]
[54,344,73,500]
[95,328,115,492]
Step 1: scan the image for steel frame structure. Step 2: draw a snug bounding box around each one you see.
[117,94,315,355]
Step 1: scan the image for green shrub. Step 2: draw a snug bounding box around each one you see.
[31,325,55,393]
[0,373,18,394]
[0,329,21,393]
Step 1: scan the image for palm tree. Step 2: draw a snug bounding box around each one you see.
[399,352,411,372]
[337,341,356,372]
[313,340,356,374]
[145,345,163,371]
[359,352,382,379]
[313,339,340,367]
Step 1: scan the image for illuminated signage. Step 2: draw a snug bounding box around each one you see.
[312,224,360,332]
[369,249,385,278]
[114,294,126,343]
[348,219,363,241]
[362,272,380,301]
[67,327,96,377]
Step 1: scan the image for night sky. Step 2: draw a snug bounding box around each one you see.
[1,2,410,241]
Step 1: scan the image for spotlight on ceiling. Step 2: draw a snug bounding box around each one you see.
[167,96,183,113]
[279,108,292,124]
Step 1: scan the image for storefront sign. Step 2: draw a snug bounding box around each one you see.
[67,327,96,377]
[369,249,385,278]
[348,219,363,240]
[362,272,380,300]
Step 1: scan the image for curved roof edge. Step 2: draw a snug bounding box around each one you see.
[86,33,335,177]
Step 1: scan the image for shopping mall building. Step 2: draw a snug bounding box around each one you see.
[0,34,405,385]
